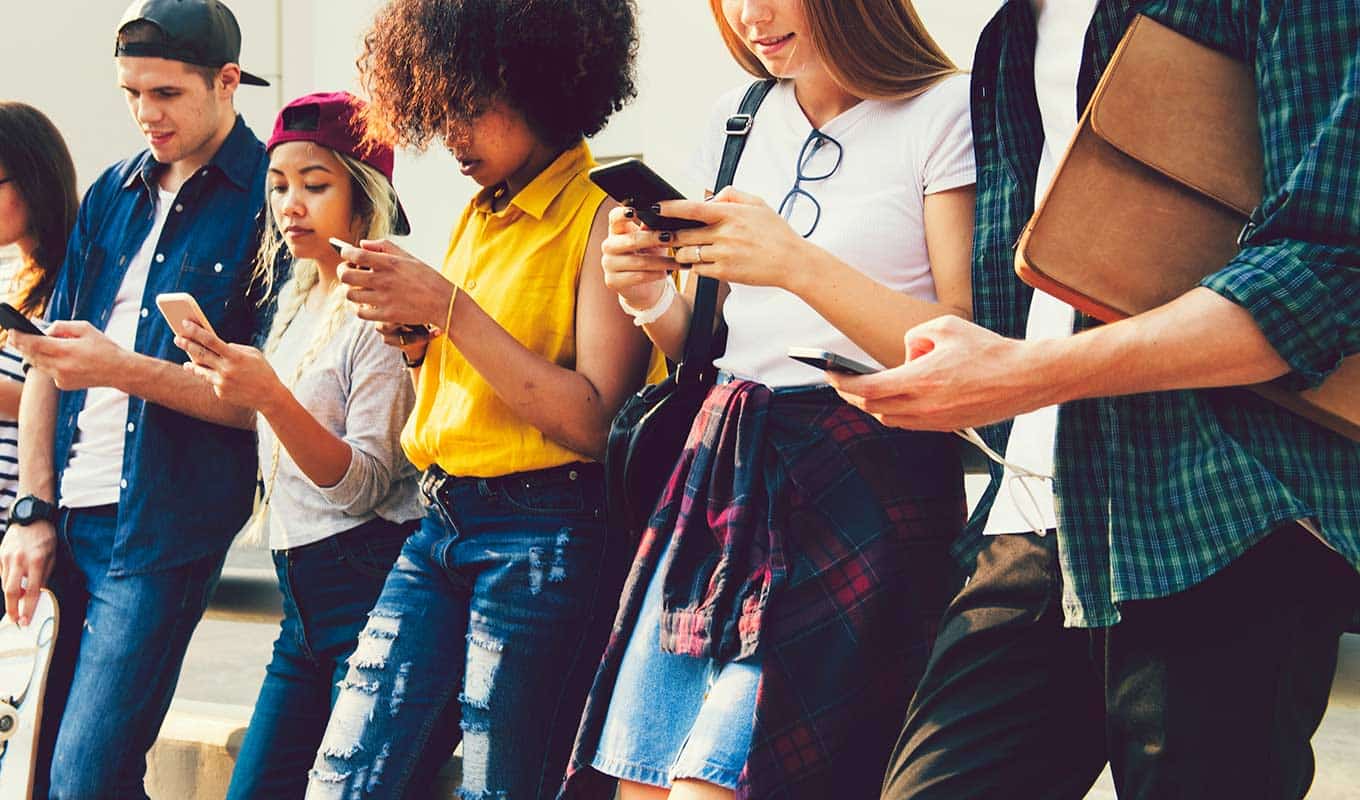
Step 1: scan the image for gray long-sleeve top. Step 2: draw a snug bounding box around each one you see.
[259,302,422,550]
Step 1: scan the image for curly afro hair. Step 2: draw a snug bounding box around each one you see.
[357,0,639,151]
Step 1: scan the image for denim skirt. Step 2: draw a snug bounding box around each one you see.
[590,542,761,790]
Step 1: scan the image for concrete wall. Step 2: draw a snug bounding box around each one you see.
[1,1,997,264]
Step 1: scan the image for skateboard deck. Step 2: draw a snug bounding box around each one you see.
[0,590,58,800]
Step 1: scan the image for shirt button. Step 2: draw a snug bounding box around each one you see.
[174,203,184,213]
[119,479,128,490]
[213,262,224,273]
[466,279,478,290]
[155,253,165,263]
[140,307,149,318]
[119,256,127,266]
[126,422,136,433]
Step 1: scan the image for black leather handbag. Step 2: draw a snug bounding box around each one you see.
[605,79,775,541]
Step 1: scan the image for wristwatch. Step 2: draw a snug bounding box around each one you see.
[9,495,57,527]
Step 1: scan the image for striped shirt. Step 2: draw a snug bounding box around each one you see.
[0,344,24,526]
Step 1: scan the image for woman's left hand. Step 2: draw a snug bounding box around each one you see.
[657,187,814,289]
[175,319,287,414]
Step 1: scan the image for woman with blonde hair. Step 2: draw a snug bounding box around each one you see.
[175,91,437,799]
[561,1,975,798]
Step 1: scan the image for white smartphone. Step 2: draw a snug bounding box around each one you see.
[155,292,218,338]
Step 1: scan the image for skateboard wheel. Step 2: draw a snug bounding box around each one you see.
[0,701,16,742]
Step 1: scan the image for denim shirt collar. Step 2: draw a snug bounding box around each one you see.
[120,114,258,195]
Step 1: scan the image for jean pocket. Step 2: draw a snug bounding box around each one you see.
[496,474,588,516]
[338,522,411,579]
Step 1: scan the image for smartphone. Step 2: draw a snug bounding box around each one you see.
[787,346,878,375]
[328,238,428,337]
[0,303,45,336]
[156,292,218,338]
[588,158,704,231]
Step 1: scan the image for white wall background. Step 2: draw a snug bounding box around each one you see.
[1,1,999,263]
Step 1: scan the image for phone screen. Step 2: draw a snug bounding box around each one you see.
[0,303,45,336]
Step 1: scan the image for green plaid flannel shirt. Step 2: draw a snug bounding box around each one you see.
[964,0,1360,627]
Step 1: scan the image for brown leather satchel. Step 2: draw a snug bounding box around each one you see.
[1015,14,1359,441]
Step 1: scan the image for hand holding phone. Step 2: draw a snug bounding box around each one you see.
[0,303,46,337]
[787,347,878,375]
[589,158,704,231]
[156,292,218,339]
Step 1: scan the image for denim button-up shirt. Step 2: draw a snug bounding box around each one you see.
[48,115,268,575]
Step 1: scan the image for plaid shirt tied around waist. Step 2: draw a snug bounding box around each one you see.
[964,0,1360,628]
[562,382,965,799]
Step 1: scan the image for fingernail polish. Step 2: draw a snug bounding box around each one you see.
[650,204,662,214]
[624,209,635,219]
[659,231,672,242]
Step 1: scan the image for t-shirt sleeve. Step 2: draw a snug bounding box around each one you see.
[686,85,751,199]
[920,74,977,195]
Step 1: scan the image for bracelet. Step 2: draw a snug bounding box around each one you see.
[618,280,676,327]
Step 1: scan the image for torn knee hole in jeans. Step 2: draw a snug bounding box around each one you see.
[316,674,380,762]
[458,718,510,799]
[308,768,349,800]
[459,631,503,711]
[348,612,400,669]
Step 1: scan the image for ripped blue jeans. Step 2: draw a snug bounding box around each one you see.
[305,463,624,800]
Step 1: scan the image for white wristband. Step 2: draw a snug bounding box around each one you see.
[618,280,677,327]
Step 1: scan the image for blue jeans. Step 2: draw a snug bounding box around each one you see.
[227,517,436,799]
[305,464,625,800]
[35,505,226,800]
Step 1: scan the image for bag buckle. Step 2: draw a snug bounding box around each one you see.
[725,114,754,136]
[1237,205,1265,249]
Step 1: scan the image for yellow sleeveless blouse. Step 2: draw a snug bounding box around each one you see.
[401,141,658,477]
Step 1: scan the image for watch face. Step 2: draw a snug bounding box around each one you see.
[11,496,34,522]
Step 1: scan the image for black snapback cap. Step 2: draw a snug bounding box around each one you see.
[115,0,270,87]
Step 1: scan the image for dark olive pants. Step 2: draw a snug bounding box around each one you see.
[882,523,1359,800]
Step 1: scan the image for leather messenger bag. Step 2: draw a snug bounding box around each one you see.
[1015,14,1359,441]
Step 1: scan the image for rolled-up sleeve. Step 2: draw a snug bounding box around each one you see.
[312,325,417,514]
[1195,2,1359,390]
[1200,242,1358,389]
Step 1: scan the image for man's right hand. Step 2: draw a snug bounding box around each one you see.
[0,520,56,626]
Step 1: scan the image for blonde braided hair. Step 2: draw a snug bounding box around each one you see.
[241,152,400,546]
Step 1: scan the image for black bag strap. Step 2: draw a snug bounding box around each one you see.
[676,79,776,384]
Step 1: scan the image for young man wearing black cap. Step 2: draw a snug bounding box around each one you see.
[0,1,270,796]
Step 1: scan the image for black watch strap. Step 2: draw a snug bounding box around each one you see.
[10,495,57,526]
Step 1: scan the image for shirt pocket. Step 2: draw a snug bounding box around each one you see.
[175,249,252,328]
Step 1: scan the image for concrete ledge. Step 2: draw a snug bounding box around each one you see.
[205,567,284,625]
[148,700,462,798]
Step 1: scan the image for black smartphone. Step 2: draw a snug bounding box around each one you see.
[588,158,704,231]
[0,302,45,336]
[787,346,878,375]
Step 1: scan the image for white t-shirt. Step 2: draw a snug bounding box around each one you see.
[691,76,975,388]
[983,0,1098,535]
[60,188,176,508]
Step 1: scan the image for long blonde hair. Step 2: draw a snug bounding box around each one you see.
[708,0,958,101]
[243,151,400,545]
